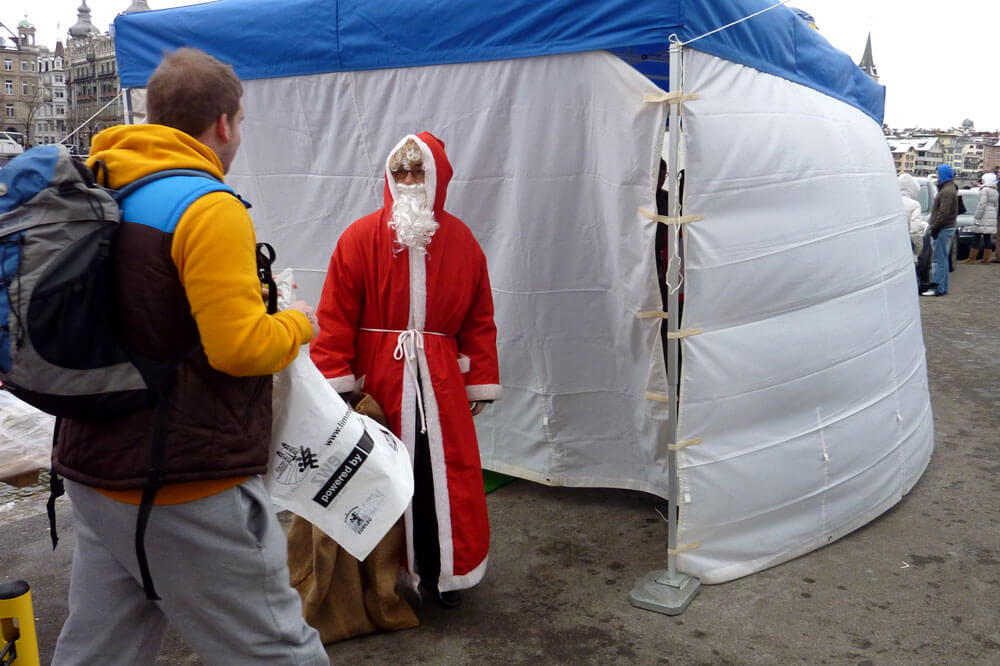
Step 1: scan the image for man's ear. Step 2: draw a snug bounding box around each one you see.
[215,113,231,144]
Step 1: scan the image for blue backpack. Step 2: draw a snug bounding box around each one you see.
[0,144,238,418]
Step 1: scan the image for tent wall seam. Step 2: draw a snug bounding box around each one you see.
[346,72,380,207]
[817,406,830,537]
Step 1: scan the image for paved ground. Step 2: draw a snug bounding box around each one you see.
[2,262,998,665]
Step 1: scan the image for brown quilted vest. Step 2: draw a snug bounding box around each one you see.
[51,191,272,490]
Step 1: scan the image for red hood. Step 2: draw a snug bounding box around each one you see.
[382,131,453,215]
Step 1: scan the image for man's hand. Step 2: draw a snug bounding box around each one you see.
[470,401,487,416]
[931,228,940,240]
[287,300,319,340]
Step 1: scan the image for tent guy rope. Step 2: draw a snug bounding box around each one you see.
[680,0,793,46]
[59,91,125,146]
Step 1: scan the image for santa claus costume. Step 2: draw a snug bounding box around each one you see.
[312,132,501,597]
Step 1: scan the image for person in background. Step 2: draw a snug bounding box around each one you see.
[962,172,998,264]
[992,166,1000,263]
[312,132,501,609]
[898,173,926,263]
[922,164,960,296]
[51,48,328,666]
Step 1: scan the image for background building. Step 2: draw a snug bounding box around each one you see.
[886,127,998,185]
[35,42,67,145]
[886,137,942,177]
[984,139,999,173]
[1,2,151,154]
[1,18,41,145]
[890,144,917,174]
[65,1,123,155]
[858,33,878,81]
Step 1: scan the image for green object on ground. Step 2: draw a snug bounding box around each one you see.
[483,470,515,494]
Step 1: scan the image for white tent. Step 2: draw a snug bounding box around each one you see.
[114,0,933,584]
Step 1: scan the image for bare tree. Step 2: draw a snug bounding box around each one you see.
[22,83,50,146]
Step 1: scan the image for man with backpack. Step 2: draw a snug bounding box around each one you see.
[49,48,329,665]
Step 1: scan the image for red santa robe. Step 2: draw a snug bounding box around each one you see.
[312,132,501,592]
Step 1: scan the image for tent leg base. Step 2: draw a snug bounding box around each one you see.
[629,570,701,616]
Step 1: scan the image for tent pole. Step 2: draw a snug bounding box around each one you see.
[630,40,701,616]
[124,89,133,125]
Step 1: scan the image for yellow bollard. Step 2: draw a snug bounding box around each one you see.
[0,580,40,666]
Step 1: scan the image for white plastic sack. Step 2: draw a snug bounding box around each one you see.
[266,270,413,561]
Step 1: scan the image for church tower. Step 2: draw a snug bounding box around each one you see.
[858,32,878,82]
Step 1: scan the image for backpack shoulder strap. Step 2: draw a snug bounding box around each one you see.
[117,170,243,233]
[109,168,244,601]
[114,168,222,201]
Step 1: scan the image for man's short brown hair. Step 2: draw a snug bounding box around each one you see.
[147,48,243,137]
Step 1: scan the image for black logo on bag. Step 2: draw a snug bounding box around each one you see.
[273,442,313,486]
[298,447,319,472]
[312,432,374,508]
[346,491,386,535]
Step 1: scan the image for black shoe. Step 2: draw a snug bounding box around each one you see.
[436,590,461,608]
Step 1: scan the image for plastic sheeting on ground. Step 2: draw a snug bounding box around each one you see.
[0,390,53,481]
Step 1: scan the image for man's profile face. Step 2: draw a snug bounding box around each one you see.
[217,105,244,174]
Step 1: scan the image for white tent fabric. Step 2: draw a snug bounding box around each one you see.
[672,50,933,583]
[121,44,931,585]
[224,51,674,494]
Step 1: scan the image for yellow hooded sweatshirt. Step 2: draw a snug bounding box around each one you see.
[86,124,313,504]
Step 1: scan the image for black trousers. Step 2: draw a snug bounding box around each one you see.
[411,405,442,591]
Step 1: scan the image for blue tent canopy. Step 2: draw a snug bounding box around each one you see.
[114,0,884,123]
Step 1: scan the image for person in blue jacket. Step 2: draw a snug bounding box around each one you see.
[922,164,959,297]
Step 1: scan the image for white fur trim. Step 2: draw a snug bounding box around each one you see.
[400,359,418,584]
[400,567,420,592]
[385,134,438,216]
[404,555,486,595]
[466,384,502,401]
[438,555,488,592]
[457,354,471,374]
[416,348,455,583]
[408,247,427,330]
[326,374,356,394]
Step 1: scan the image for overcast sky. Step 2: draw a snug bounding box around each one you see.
[6,0,999,131]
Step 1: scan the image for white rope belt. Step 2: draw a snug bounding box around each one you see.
[359,327,449,434]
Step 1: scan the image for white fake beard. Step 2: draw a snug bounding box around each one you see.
[389,183,438,254]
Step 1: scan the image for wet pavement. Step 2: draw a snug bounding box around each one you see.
[0,470,47,505]
[2,262,999,664]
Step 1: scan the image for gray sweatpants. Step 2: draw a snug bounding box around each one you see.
[52,477,328,666]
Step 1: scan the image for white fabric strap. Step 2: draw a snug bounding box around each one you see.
[359,327,449,434]
[643,91,699,104]
[639,207,704,226]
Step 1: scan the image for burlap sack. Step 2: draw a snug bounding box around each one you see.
[286,392,418,643]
